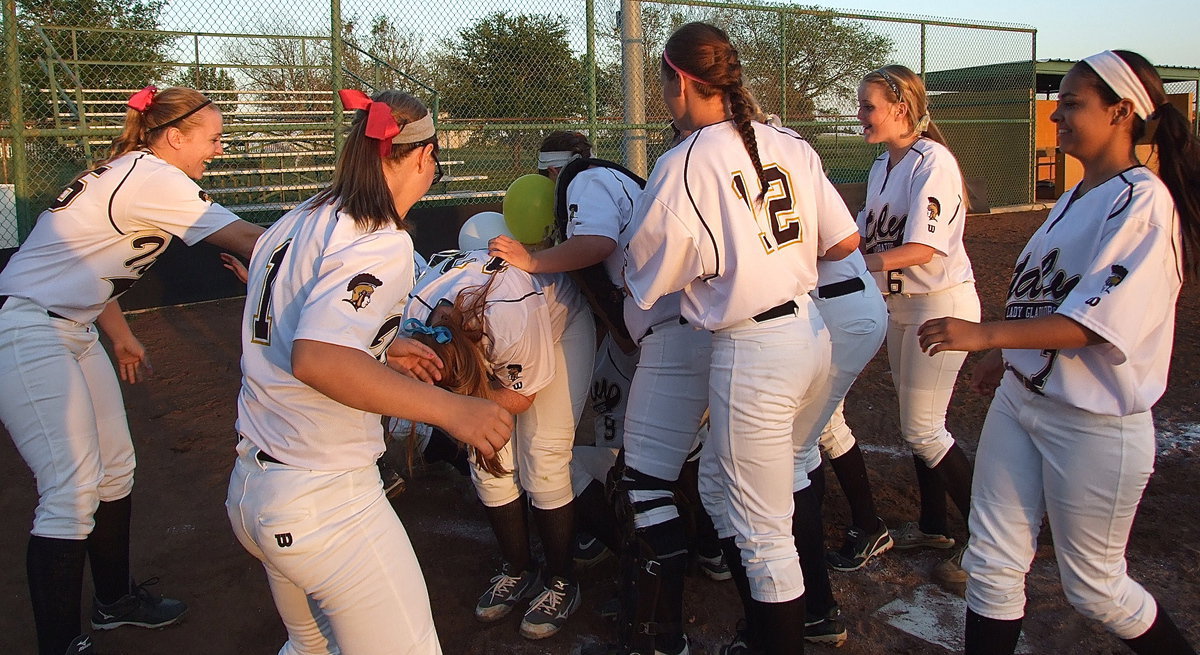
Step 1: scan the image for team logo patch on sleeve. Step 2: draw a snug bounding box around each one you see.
[198,190,211,203]
[506,364,523,382]
[926,197,941,233]
[1085,264,1129,307]
[343,273,383,311]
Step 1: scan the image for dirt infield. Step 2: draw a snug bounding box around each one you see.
[1,209,1197,654]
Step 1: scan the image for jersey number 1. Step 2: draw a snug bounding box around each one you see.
[251,240,292,346]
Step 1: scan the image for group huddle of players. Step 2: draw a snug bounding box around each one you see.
[1,18,1198,655]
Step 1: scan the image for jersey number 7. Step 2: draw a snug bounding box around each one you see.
[731,164,802,253]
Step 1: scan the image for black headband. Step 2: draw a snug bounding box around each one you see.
[146,100,214,132]
[875,69,901,100]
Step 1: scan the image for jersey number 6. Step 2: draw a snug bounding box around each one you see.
[251,240,292,346]
[732,164,801,253]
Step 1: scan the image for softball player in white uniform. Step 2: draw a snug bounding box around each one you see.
[625,23,860,655]
[856,66,979,584]
[404,247,594,640]
[228,90,511,655]
[0,86,262,655]
[919,50,1198,655]
[809,254,891,573]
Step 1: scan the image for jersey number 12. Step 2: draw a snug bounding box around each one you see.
[732,165,801,253]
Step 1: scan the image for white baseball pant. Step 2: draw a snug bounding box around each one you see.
[0,297,135,539]
[471,308,595,510]
[226,439,442,655]
[707,301,831,603]
[811,273,888,460]
[885,281,980,466]
[963,372,1158,639]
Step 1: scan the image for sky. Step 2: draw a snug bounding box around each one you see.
[826,0,1199,67]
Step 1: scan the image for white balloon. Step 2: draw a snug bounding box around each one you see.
[458,211,515,250]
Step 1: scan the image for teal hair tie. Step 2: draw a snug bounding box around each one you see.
[403,318,452,344]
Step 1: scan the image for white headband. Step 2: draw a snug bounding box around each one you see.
[1082,50,1156,120]
[393,113,436,144]
[537,151,580,170]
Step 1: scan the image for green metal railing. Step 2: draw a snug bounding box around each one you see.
[2,0,1039,246]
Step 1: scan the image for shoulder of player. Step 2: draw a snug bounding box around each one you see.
[120,151,202,194]
[1106,166,1176,227]
[909,138,961,172]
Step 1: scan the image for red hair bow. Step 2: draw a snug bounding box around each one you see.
[127,86,157,112]
[338,89,400,157]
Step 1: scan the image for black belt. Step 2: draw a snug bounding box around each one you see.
[0,295,71,321]
[238,434,286,465]
[751,300,798,323]
[816,276,866,299]
[643,316,688,338]
[1005,364,1045,396]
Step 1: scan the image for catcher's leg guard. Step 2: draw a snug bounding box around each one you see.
[616,468,689,654]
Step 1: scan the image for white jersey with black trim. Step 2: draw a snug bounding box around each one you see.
[565,166,641,286]
[236,199,416,471]
[0,150,239,323]
[857,138,974,295]
[625,120,858,331]
[1003,166,1181,416]
[405,249,586,396]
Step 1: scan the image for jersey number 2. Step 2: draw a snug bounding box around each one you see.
[251,240,292,345]
[732,165,801,252]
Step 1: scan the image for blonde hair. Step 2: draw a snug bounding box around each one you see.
[861,65,949,147]
[99,86,215,166]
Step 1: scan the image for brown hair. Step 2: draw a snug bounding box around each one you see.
[662,22,767,201]
[860,65,951,148]
[99,87,215,167]
[410,276,509,476]
[1075,51,1200,278]
[539,131,592,160]
[310,90,437,233]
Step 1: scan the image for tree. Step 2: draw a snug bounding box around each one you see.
[434,12,586,121]
[12,0,173,121]
[169,66,240,112]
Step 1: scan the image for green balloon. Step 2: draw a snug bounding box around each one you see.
[502,174,556,244]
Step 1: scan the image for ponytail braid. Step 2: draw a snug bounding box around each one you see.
[727,84,768,201]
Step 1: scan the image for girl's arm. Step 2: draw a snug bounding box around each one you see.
[95,300,151,383]
[917,314,1104,356]
[292,339,512,458]
[864,242,937,271]
[203,220,265,260]
[488,234,615,274]
[488,382,535,415]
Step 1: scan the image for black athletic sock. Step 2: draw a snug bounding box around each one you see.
[28,535,87,655]
[573,480,620,553]
[965,608,1022,655]
[829,443,881,532]
[532,501,575,581]
[934,443,974,524]
[88,494,133,604]
[795,464,834,617]
[758,595,806,655]
[484,496,532,573]
[720,535,761,645]
[914,454,948,536]
[1122,606,1197,655]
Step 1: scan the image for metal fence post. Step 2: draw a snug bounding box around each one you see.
[4,0,31,240]
[778,12,787,119]
[621,0,646,177]
[331,0,345,153]
[586,0,598,145]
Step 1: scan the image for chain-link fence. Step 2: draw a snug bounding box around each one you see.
[2,0,1041,243]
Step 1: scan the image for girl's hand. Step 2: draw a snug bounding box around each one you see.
[220,253,249,285]
[112,336,152,384]
[386,338,444,383]
[487,235,534,271]
[970,349,1005,398]
[443,395,513,459]
[917,317,990,355]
